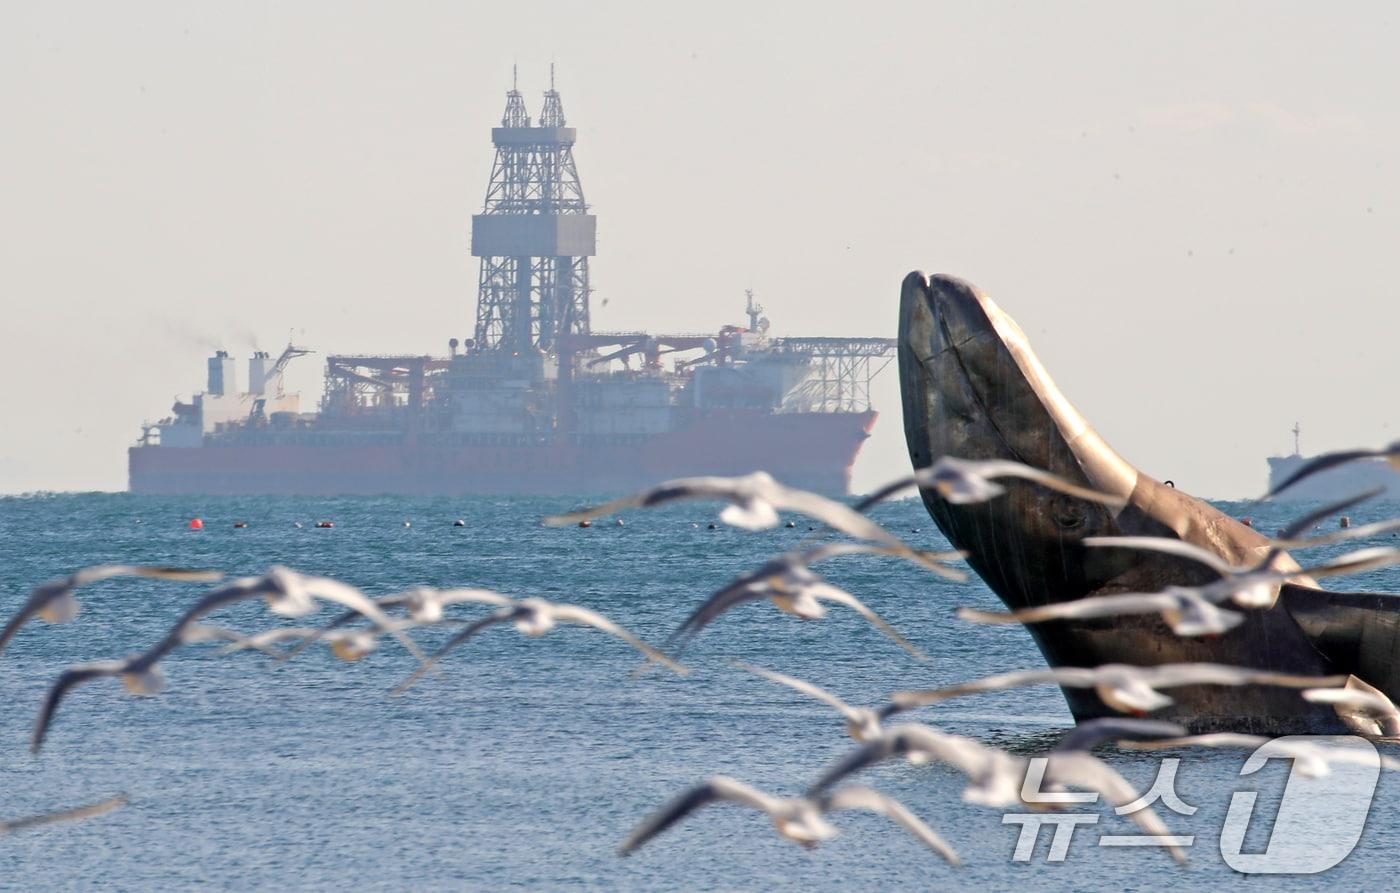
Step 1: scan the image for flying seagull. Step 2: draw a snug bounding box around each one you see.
[958,587,1246,637]
[806,721,1188,863]
[1121,734,1400,777]
[0,794,128,835]
[618,776,959,864]
[0,565,224,657]
[31,568,428,752]
[543,473,944,573]
[282,586,516,662]
[854,456,1129,512]
[393,596,687,695]
[1083,489,1384,608]
[891,664,1347,715]
[960,545,1400,635]
[733,661,905,741]
[665,542,947,662]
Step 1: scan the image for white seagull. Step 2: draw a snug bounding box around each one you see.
[0,794,128,835]
[734,662,906,741]
[618,776,959,864]
[543,473,935,565]
[1122,734,1400,777]
[806,722,1188,863]
[891,664,1347,715]
[30,568,428,752]
[958,586,1246,637]
[854,456,1129,512]
[664,542,952,662]
[959,545,1400,636]
[0,565,224,657]
[392,595,687,694]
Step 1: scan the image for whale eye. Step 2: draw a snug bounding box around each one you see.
[1050,495,1088,532]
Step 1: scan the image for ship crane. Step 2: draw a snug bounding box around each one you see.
[267,343,313,397]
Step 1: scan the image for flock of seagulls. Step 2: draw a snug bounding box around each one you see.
[5,444,1400,871]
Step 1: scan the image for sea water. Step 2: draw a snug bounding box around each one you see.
[0,492,1397,891]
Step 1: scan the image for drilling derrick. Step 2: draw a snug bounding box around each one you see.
[471,69,595,355]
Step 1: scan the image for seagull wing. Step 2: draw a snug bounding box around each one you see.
[1275,490,1384,543]
[969,459,1129,508]
[0,794,128,835]
[892,668,1097,709]
[1265,449,1387,499]
[664,573,775,656]
[280,571,428,664]
[768,483,912,548]
[1277,518,1400,550]
[619,776,780,855]
[1052,718,1188,752]
[547,604,688,675]
[1045,753,1187,863]
[545,476,755,526]
[1082,536,1240,575]
[807,725,990,795]
[820,785,961,865]
[802,541,968,582]
[31,661,129,753]
[810,585,928,662]
[957,592,1180,626]
[390,608,516,695]
[1141,663,1348,691]
[732,661,857,718]
[0,566,222,657]
[850,476,917,513]
[1300,547,1400,579]
[0,585,59,656]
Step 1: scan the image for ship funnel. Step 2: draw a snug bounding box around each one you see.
[248,351,273,395]
[207,350,237,396]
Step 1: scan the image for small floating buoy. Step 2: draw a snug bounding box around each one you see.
[293,521,304,529]
[403,520,411,528]
[188,518,203,530]
[614,518,624,527]
[134,519,142,525]
[233,521,248,529]
[315,521,334,529]
[691,523,699,528]
[1240,517,1253,528]
[453,519,466,527]
[1341,516,1352,529]
[807,526,815,531]
[579,520,592,528]
[785,521,796,528]
[708,523,717,530]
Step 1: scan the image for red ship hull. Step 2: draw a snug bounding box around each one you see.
[128,410,878,496]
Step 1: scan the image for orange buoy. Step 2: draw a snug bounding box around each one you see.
[578,520,592,528]
[188,518,203,530]
[315,521,334,529]
[1240,517,1253,528]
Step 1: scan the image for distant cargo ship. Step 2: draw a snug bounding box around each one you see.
[1266,424,1400,500]
[128,79,894,497]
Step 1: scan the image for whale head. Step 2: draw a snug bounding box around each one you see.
[898,272,1280,612]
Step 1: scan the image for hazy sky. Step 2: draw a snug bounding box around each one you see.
[2,2,1396,497]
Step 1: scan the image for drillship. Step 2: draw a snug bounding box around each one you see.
[1266,423,1400,500]
[128,77,894,497]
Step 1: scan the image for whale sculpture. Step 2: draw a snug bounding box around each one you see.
[898,272,1400,735]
